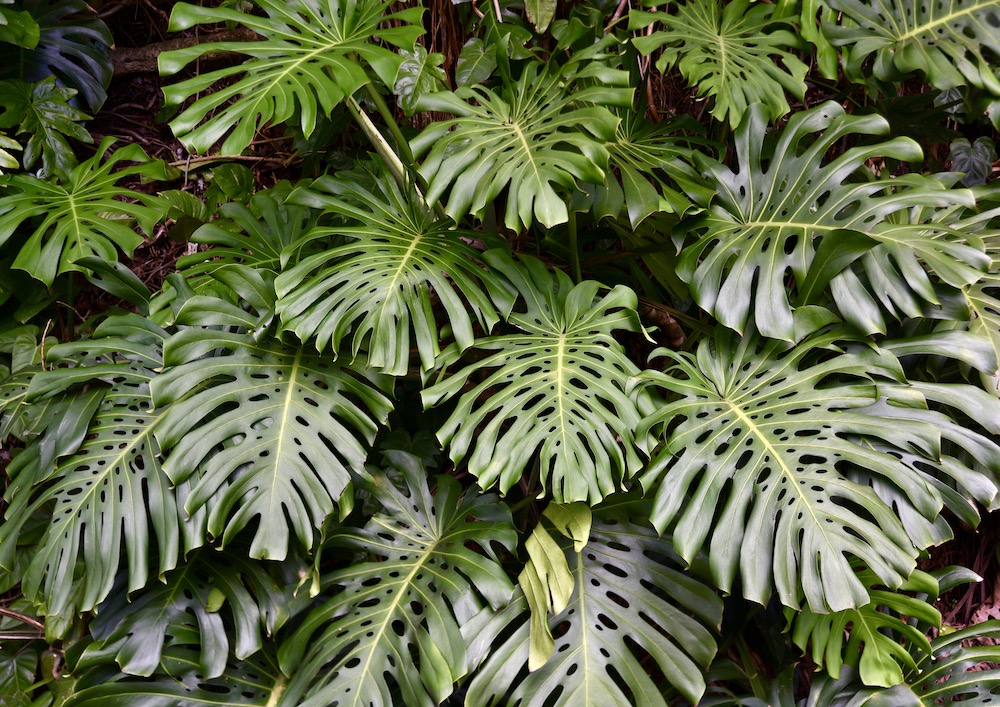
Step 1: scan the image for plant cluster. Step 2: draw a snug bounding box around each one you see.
[1,0,1000,704]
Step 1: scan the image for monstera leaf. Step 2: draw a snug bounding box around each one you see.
[159,0,424,154]
[276,161,515,375]
[152,267,394,561]
[0,315,180,638]
[423,252,654,505]
[594,111,713,225]
[0,137,170,285]
[790,568,940,687]
[176,188,320,283]
[85,548,303,680]
[67,644,282,706]
[276,452,518,707]
[411,47,632,230]
[825,0,1000,96]
[676,102,986,340]
[468,499,722,706]
[630,0,809,127]
[632,321,977,613]
[0,0,112,112]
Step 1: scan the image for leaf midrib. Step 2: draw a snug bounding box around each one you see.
[894,0,995,41]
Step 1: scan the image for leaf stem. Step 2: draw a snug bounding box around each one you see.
[363,82,416,168]
[567,209,582,283]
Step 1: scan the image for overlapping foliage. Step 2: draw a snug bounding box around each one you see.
[1,0,1000,704]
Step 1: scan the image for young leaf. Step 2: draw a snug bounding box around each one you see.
[394,45,447,116]
[276,452,517,707]
[159,0,424,154]
[456,38,497,87]
[631,0,808,127]
[790,569,939,687]
[468,501,722,707]
[423,252,654,505]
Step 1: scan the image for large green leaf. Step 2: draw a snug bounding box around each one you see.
[633,322,970,613]
[630,0,809,127]
[0,137,170,285]
[423,252,654,505]
[159,0,424,155]
[468,499,722,706]
[67,645,283,706]
[0,0,112,112]
[825,0,1000,96]
[0,77,92,180]
[85,548,302,680]
[0,315,180,638]
[790,568,939,687]
[276,161,515,375]
[276,452,517,707]
[593,111,712,226]
[676,102,987,340]
[411,46,633,230]
[151,267,394,561]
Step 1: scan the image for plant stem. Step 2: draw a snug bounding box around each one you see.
[363,82,416,167]
[567,209,582,283]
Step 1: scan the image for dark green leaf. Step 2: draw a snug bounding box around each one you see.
[949,136,996,187]
[456,38,496,87]
[394,45,447,116]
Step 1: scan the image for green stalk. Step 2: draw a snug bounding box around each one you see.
[363,81,416,167]
[567,209,582,283]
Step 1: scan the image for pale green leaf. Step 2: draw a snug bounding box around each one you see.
[469,502,722,706]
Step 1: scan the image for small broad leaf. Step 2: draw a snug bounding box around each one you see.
[276,452,517,707]
[159,0,424,154]
[412,46,632,230]
[634,323,963,613]
[525,0,557,32]
[949,136,996,187]
[394,45,447,116]
[277,160,515,375]
[456,38,497,87]
[152,267,394,561]
[0,7,39,48]
[790,569,939,687]
[469,500,722,706]
[0,77,92,180]
[0,646,36,707]
[631,0,808,127]
[0,137,169,286]
[423,252,654,505]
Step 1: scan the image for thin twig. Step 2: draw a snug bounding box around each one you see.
[0,607,45,631]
